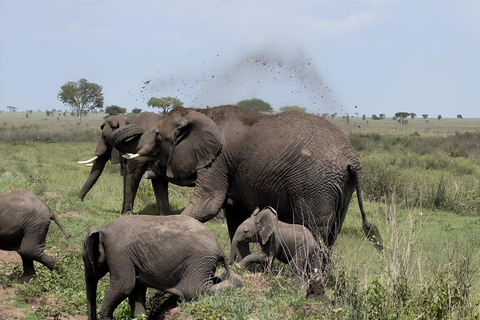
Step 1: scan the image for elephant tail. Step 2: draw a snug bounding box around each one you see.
[350,165,384,252]
[51,214,71,239]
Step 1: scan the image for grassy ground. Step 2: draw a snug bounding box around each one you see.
[1,112,480,319]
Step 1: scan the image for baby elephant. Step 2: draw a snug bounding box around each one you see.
[229,207,323,289]
[0,189,70,283]
[82,215,243,320]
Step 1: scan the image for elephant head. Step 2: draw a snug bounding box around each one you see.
[81,227,107,320]
[78,115,146,201]
[114,107,223,180]
[78,116,127,201]
[229,207,278,264]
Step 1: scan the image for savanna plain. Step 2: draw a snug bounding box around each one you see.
[1,111,480,319]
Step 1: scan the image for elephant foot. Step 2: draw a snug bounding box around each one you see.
[17,274,35,284]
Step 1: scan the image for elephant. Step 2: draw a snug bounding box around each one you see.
[78,112,178,215]
[0,190,70,283]
[229,207,323,289]
[114,105,383,260]
[82,214,243,320]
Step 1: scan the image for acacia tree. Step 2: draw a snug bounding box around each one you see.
[147,96,184,114]
[105,105,127,116]
[57,78,104,125]
[237,98,273,113]
[395,112,410,125]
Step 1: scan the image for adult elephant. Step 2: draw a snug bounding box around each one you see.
[116,105,382,259]
[78,112,174,215]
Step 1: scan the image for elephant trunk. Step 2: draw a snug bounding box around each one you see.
[79,156,109,201]
[229,239,240,265]
[110,124,144,152]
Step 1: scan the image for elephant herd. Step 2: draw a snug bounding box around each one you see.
[1,105,383,320]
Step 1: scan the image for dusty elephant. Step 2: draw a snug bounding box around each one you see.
[229,207,323,289]
[78,112,180,215]
[115,105,383,259]
[0,190,70,283]
[82,214,242,320]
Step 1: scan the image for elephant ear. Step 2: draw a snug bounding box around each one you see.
[83,227,105,273]
[166,111,222,179]
[258,208,278,245]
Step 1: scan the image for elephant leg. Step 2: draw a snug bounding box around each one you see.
[128,284,147,318]
[151,177,170,215]
[238,252,270,270]
[18,255,35,283]
[99,272,135,320]
[122,160,148,214]
[19,224,56,273]
[224,204,251,261]
[210,272,243,293]
[287,253,310,291]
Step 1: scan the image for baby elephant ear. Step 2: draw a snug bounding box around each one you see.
[258,209,277,245]
[167,111,222,179]
[252,207,260,216]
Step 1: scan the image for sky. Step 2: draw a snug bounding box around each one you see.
[1,0,479,118]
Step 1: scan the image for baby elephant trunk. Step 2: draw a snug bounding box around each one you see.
[229,225,252,265]
[229,239,240,265]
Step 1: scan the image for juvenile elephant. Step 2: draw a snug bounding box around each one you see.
[82,215,242,320]
[78,112,178,215]
[229,207,322,289]
[115,105,382,259]
[0,190,70,283]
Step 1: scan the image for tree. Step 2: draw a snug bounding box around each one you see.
[437,115,442,120]
[237,98,273,113]
[322,113,329,118]
[147,96,183,114]
[279,106,306,113]
[457,114,463,119]
[371,114,380,120]
[7,106,17,112]
[131,108,142,114]
[105,105,127,116]
[379,114,386,120]
[422,114,428,119]
[409,113,417,120]
[57,78,104,125]
[395,112,410,125]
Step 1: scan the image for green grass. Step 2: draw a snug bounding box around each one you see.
[1,113,480,319]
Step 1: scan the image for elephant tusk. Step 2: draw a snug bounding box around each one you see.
[122,153,155,162]
[78,156,99,164]
[85,163,94,167]
[122,153,140,159]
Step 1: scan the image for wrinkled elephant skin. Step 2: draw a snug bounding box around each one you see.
[82,215,242,320]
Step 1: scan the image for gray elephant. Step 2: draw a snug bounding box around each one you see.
[82,215,242,320]
[78,112,184,215]
[114,105,383,260]
[229,207,323,289]
[0,190,70,283]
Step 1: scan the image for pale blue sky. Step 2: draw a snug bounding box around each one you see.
[1,0,479,118]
